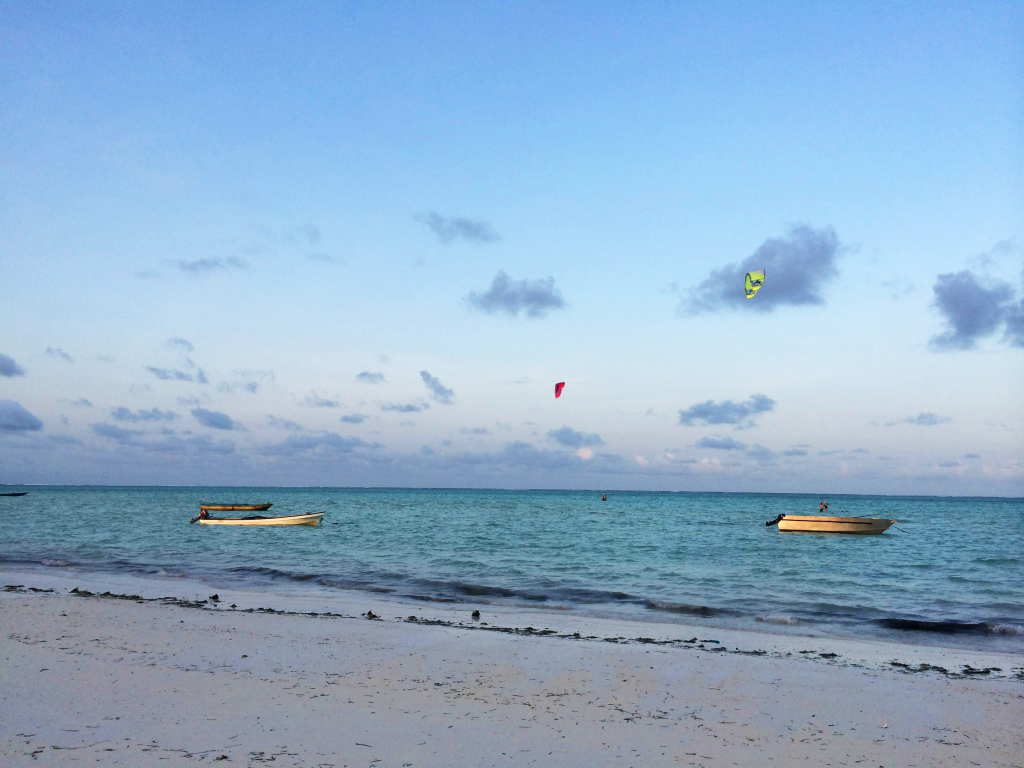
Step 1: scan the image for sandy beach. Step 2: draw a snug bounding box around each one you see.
[1,570,1022,767]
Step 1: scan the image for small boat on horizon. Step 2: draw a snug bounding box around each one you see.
[766,513,896,534]
[193,511,324,527]
[199,502,273,512]
[0,492,29,497]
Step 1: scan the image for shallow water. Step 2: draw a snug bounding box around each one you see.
[1,486,1021,651]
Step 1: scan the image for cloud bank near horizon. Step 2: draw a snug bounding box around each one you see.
[0,400,43,433]
[547,426,604,449]
[191,408,242,431]
[885,412,952,427]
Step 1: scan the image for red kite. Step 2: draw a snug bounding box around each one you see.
[554,382,565,398]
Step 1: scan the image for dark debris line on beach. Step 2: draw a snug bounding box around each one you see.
[64,586,363,617]
[5,584,1019,681]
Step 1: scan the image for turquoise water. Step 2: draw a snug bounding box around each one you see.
[1,486,1022,651]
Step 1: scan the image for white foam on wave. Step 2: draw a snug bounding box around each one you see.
[988,623,1024,635]
[756,615,799,625]
[41,559,72,568]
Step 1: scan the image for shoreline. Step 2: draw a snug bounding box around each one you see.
[5,558,1024,657]
[3,567,1022,682]
[2,571,1023,766]
[5,488,1022,662]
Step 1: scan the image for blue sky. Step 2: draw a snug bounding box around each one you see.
[2,2,1021,494]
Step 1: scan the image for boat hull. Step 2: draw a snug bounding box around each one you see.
[777,515,895,534]
[198,512,324,527]
[199,503,273,512]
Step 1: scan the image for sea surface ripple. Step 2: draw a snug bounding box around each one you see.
[1,486,1021,651]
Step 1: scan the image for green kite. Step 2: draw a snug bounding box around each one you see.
[745,269,765,299]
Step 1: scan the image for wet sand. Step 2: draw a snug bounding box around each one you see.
[1,571,1022,767]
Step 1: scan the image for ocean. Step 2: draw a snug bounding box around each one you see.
[1,486,1021,652]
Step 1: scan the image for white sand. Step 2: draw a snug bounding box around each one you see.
[1,570,1022,767]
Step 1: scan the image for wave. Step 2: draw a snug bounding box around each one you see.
[397,578,640,607]
[4,550,1022,646]
[191,562,644,610]
[448,582,529,599]
[644,599,732,618]
[876,618,987,634]
[547,587,636,604]
[987,623,1024,635]
[0,555,64,568]
[404,594,458,603]
[873,618,1024,636]
[229,565,322,583]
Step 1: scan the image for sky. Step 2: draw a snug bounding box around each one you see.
[1,2,1022,494]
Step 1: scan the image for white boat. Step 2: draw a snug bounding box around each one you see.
[197,512,325,527]
[771,514,895,534]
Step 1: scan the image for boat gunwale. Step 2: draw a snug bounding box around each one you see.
[199,502,273,511]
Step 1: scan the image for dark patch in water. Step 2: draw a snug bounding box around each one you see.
[643,599,722,617]
[876,618,988,634]
[405,594,457,603]
[450,582,519,598]
[443,581,549,602]
[230,565,319,582]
